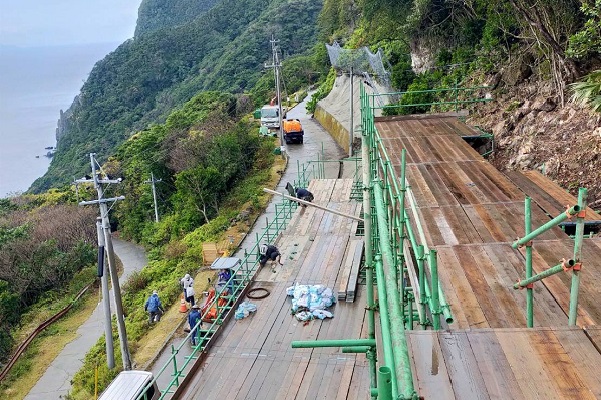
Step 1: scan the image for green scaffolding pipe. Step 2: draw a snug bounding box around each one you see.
[377,366,393,400]
[416,245,426,327]
[292,339,376,348]
[367,115,453,326]
[342,346,372,353]
[404,208,453,324]
[373,183,416,400]
[362,130,378,398]
[373,254,398,397]
[525,197,534,327]
[403,180,453,324]
[569,188,587,326]
[429,249,440,330]
[513,259,575,289]
[512,205,581,248]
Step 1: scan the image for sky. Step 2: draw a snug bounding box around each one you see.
[0,0,142,47]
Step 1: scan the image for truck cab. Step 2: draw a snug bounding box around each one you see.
[99,370,160,400]
[260,105,282,130]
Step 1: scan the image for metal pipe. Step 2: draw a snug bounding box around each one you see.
[569,188,587,325]
[512,205,581,248]
[378,366,393,400]
[373,256,398,397]
[525,197,534,327]
[374,183,415,399]
[362,130,378,397]
[429,249,440,330]
[262,188,363,221]
[513,259,575,289]
[416,245,426,327]
[292,339,376,348]
[404,184,453,323]
[342,346,372,353]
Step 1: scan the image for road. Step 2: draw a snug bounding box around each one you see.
[25,238,147,400]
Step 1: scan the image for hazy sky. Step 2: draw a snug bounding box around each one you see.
[0,0,142,47]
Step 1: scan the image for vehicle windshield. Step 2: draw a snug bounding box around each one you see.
[261,108,278,118]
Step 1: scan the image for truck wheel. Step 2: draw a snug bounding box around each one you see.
[300,137,304,144]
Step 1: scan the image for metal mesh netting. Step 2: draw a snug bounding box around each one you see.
[326,42,389,84]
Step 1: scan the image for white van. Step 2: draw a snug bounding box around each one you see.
[99,370,160,400]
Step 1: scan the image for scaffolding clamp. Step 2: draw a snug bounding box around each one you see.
[516,238,533,249]
[561,258,573,272]
[516,280,534,290]
[565,205,575,220]
[576,210,586,218]
[573,262,582,271]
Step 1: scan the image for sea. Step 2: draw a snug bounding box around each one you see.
[0,43,119,198]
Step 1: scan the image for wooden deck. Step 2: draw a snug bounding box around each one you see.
[179,179,370,399]
[178,115,601,399]
[408,327,601,400]
[375,114,601,397]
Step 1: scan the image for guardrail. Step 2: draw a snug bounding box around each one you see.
[143,163,320,399]
[0,282,94,382]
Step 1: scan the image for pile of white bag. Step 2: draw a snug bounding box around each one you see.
[286,283,336,322]
[234,301,257,320]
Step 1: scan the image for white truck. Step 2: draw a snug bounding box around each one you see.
[260,105,286,131]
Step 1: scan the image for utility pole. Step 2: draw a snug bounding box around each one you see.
[77,153,131,370]
[349,66,354,157]
[96,218,115,369]
[144,172,161,223]
[265,36,285,152]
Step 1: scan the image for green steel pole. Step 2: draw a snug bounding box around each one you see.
[362,131,378,398]
[342,346,372,353]
[525,197,534,328]
[374,183,415,400]
[569,188,587,326]
[373,256,398,398]
[416,245,426,328]
[292,338,376,348]
[512,205,581,248]
[171,345,179,387]
[429,249,440,330]
[403,186,453,323]
[513,260,575,289]
[378,366,393,400]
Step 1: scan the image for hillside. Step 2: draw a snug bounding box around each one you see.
[30,0,323,193]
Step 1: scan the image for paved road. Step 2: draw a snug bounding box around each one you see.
[25,238,147,400]
[149,95,348,391]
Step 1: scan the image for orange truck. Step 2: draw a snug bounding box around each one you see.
[282,118,304,144]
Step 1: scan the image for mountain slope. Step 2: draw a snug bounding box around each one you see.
[31,0,322,193]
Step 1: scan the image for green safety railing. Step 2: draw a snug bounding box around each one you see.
[375,85,492,113]
[139,161,322,399]
[512,188,588,327]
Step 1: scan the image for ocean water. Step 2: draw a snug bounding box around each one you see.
[0,43,119,198]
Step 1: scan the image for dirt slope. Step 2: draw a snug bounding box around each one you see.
[467,80,601,210]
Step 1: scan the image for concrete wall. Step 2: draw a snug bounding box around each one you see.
[314,74,392,156]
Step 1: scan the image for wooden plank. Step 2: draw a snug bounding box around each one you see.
[346,240,364,302]
[466,330,525,399]
[406,332,455,399]
[438,331,491,399]
[496,330,561,400]
[453,246,505,328]
[554,328,601,397]
[529,329,597,400]
[337,240,356,300]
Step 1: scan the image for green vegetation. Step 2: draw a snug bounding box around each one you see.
[31,0,323,193]
[0,198,97,364]
[4,0,601,396]
[66,89,278,398]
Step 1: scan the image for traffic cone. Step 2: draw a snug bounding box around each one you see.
[179,294,188,313]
